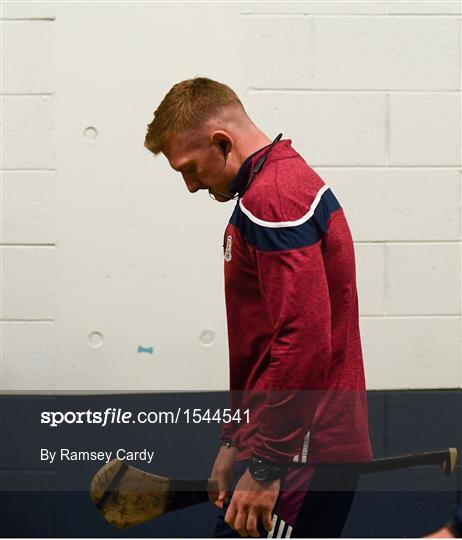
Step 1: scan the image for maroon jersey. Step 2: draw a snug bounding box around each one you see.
[220,137,373,465]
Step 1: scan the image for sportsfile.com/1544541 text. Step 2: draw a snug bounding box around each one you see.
[40,408,250,427]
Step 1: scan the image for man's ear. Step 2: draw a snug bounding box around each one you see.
[219,141,228,157]
[210,131,232,156]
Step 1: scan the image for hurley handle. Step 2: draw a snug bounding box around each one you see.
[165,478,219,512]
[361,448,458,476]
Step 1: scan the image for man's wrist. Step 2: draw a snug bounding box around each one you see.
[248,454,286,482]
[219,437,234,449]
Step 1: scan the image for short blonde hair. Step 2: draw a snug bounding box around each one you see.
[144,77,247,155]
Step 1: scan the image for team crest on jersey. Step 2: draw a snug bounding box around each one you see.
[224,235,233,262]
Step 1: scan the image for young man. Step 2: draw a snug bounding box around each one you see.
[144,77,373,538]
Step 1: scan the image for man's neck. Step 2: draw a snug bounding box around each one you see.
[236,131,273,165]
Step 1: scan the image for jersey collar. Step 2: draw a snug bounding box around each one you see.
[227,133,283,197]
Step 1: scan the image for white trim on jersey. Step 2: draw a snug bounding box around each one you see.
[292,430,310,463]
[239,184,329,229]
[301,431,310,463]
[267,515,294,538]
[267,514,279,538]
[274,518,284,538]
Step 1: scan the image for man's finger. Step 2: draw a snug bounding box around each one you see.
[233,509,249,537]
[214,490,228,509]
[263,511,274,534]
[224,500,237,530]
[215,471,232,508]
[245,512,260,538]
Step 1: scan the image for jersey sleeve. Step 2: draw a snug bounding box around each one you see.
[238,178,340,464]
[249,241,332,463]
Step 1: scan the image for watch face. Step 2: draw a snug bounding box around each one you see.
[250,462,269,482]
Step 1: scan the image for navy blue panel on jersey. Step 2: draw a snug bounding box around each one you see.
[313,188,341,234]
[230,188,342,251]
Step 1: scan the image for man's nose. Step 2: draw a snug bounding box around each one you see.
[183,176,201,193]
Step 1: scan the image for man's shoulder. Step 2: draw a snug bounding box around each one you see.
[241,155,328,223]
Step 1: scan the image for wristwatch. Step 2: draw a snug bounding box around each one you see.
[248,455,286,482]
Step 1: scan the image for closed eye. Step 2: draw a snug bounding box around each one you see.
[172,161,196,174]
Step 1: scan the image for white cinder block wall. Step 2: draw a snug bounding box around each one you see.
[1,1,460,392]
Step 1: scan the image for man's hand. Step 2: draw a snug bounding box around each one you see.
[225,468,280,538]
[423,526,455,538]
[210,445,239,509]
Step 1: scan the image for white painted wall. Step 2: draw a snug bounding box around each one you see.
[1,1,461,392]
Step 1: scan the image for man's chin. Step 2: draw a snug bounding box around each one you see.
[209,190,229,202]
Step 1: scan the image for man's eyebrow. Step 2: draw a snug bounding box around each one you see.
[171,160,194,172]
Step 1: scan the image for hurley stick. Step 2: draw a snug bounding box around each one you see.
[90,447,458,529]
[90,458,219,529]
[359,447,458,476]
